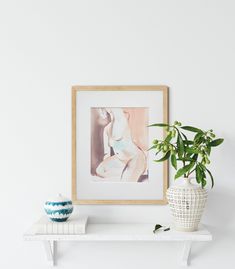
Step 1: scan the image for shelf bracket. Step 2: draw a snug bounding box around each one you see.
[43,240,56,266]
[181,241,192,266]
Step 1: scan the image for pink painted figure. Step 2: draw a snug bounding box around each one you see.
[95,108,147,182]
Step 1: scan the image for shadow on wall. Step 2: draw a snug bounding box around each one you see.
[190,183,235,266]
[203,134,235,231]
[203,186,235,231]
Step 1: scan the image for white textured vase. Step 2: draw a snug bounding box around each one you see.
[166,177,208,232]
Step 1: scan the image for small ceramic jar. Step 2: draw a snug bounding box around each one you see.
[44,194,73,222]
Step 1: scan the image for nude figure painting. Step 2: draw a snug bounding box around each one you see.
[91,107,149,182]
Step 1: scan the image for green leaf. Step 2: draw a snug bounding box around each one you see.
[181,126,203,133]
[194,132,204,144]
[198,163,207,188]
[194,132,203,140]
[185,152,193,158]
[148,123,169,127]
[205,168,214,188]
[175,162,195,179]
[154,151,170,162]
[185,147,199,154]
[192,154,198,161]
[201,178,207,188]
[196,165,202,184]
[177,157,194,162]
[153,224,162,233]
[209,138,224,147]
[165,133,172,143]
[205,145,211,155]
[163,227,170,232]
[198,163,206,172]
[171,154,177,170]
[177,133,184,158]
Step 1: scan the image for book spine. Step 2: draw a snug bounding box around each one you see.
[35,217,87,234]
[63,222,69,234]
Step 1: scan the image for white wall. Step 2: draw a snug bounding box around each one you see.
[0,0,234,268]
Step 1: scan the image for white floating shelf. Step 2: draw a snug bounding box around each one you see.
[24,223,212,267]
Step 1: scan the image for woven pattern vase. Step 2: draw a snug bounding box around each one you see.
[166,178,208,232]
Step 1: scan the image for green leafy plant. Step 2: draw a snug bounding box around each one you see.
[148,121,224,188]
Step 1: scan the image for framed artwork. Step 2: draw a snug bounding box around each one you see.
[72,86,169,204]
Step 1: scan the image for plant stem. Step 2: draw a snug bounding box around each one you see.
[187,168,196,178]
[180,129,187,178]
[183,160,187,178]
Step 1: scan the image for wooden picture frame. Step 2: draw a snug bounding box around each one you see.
[72,86,169,204]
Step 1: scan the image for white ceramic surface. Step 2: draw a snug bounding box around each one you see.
[166,178,208,232]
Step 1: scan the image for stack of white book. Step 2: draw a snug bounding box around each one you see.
[34,215,88,235]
